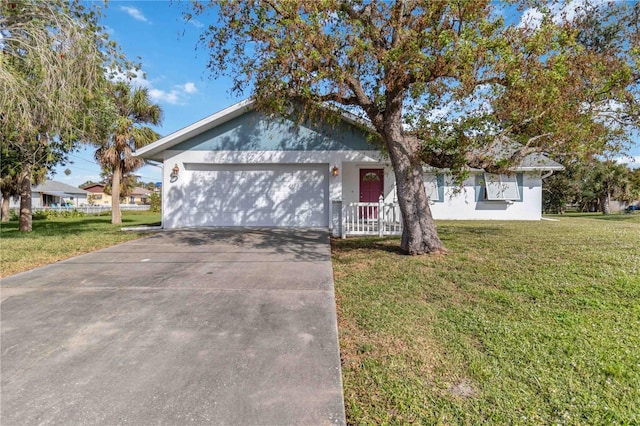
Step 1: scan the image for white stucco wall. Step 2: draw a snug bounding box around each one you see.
[160,150,384,229]
[160,149,544,229]
[430,173,542,220]
[340,165,543,220]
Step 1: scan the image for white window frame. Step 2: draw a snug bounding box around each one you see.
[483,173,520,201]
[424,174,440,201]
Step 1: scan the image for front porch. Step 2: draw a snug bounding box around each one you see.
[332,196,403,238]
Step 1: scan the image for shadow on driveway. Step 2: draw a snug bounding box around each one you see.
[1,228,345,425]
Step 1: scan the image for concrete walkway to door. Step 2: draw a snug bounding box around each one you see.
[1,229,345,425]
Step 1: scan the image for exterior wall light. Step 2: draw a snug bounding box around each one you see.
[331,164,339,177]
[170,164,180,182]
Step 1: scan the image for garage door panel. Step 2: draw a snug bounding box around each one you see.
[179,164,328,227]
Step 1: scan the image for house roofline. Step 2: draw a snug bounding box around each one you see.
[135,98,382,162]
[511,165,565,172]
[135,98,256,161]
[136,98,564,172]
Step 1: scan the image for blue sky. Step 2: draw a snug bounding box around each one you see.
[53,1,640,187]
[54,1,243,186]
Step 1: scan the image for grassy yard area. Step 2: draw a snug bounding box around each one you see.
[0,211,161,277]
[332,214,639,425]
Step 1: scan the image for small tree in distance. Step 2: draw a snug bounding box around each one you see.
[94,81,162,225]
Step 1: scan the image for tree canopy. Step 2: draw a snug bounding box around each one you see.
[94,81,162,224]
[544,160,640,214]
[0,1,128,231]
[192,0,639,254]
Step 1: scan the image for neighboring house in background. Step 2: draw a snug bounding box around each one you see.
[128,186,153,205]
[610,199,640,212]
[82,184,152,205]
[9,180,90,208]
[135,99,564,235]
[82,183,113,206]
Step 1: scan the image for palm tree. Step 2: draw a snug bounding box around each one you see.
[1,142,20,222]
[100,168,138,203]
[587,161,633,215]
[95,81,162,224]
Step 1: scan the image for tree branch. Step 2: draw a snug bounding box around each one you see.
[339,1,388,52]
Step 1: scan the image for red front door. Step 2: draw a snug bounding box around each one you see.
[359,169,384,220]
[359,169,384,202]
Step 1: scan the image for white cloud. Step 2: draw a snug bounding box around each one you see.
[188,19,204,29]
[148,83,198,104]
[108,69,196,105]
[149,88,181,104]
[518,8,544,30]
[517,0,609,30]
[120,6,148,23]
[109,68,151,88]
[425,105,451,122]
[183,82,198,94]
[616,155,640,169]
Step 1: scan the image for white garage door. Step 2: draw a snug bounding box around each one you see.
[180,163,329,227]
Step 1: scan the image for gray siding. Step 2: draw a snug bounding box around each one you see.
[172,110,374,152]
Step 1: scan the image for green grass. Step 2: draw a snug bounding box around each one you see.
[332,215,640,425]
[0,211,161,277]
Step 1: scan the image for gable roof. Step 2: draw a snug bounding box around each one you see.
[136,98,562,171]
[483,137,564,171]
[33,180,89,195]
[135,99,256,162]
[131,186,152,196]
[136,98,378,161]
[81,183,105,192]
[514,153,564,171]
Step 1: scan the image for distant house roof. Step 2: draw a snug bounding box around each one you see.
[33,181,89,196]
[131,186,152,196]
[81,183,106,193]
[81,184,151,196]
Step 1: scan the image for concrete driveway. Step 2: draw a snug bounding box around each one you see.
[1,229,345,425]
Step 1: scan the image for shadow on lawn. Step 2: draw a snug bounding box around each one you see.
[548,212,640,222]
[331,236,406,255]
[0,216,161,239]
[569,213,639,222]
[332,225,509,256]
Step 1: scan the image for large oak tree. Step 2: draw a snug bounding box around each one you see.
[192,0,638,253]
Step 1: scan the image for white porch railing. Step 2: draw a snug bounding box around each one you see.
[341,195,403,238]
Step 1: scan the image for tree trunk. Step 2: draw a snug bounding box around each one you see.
[601,192,611,215]
[111,164,122,224]
[18,170,32,232]
[382,106,445,255]
[1,193,10,222]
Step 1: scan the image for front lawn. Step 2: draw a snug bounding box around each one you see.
[0,211,161,277]
[332,215,640,425]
